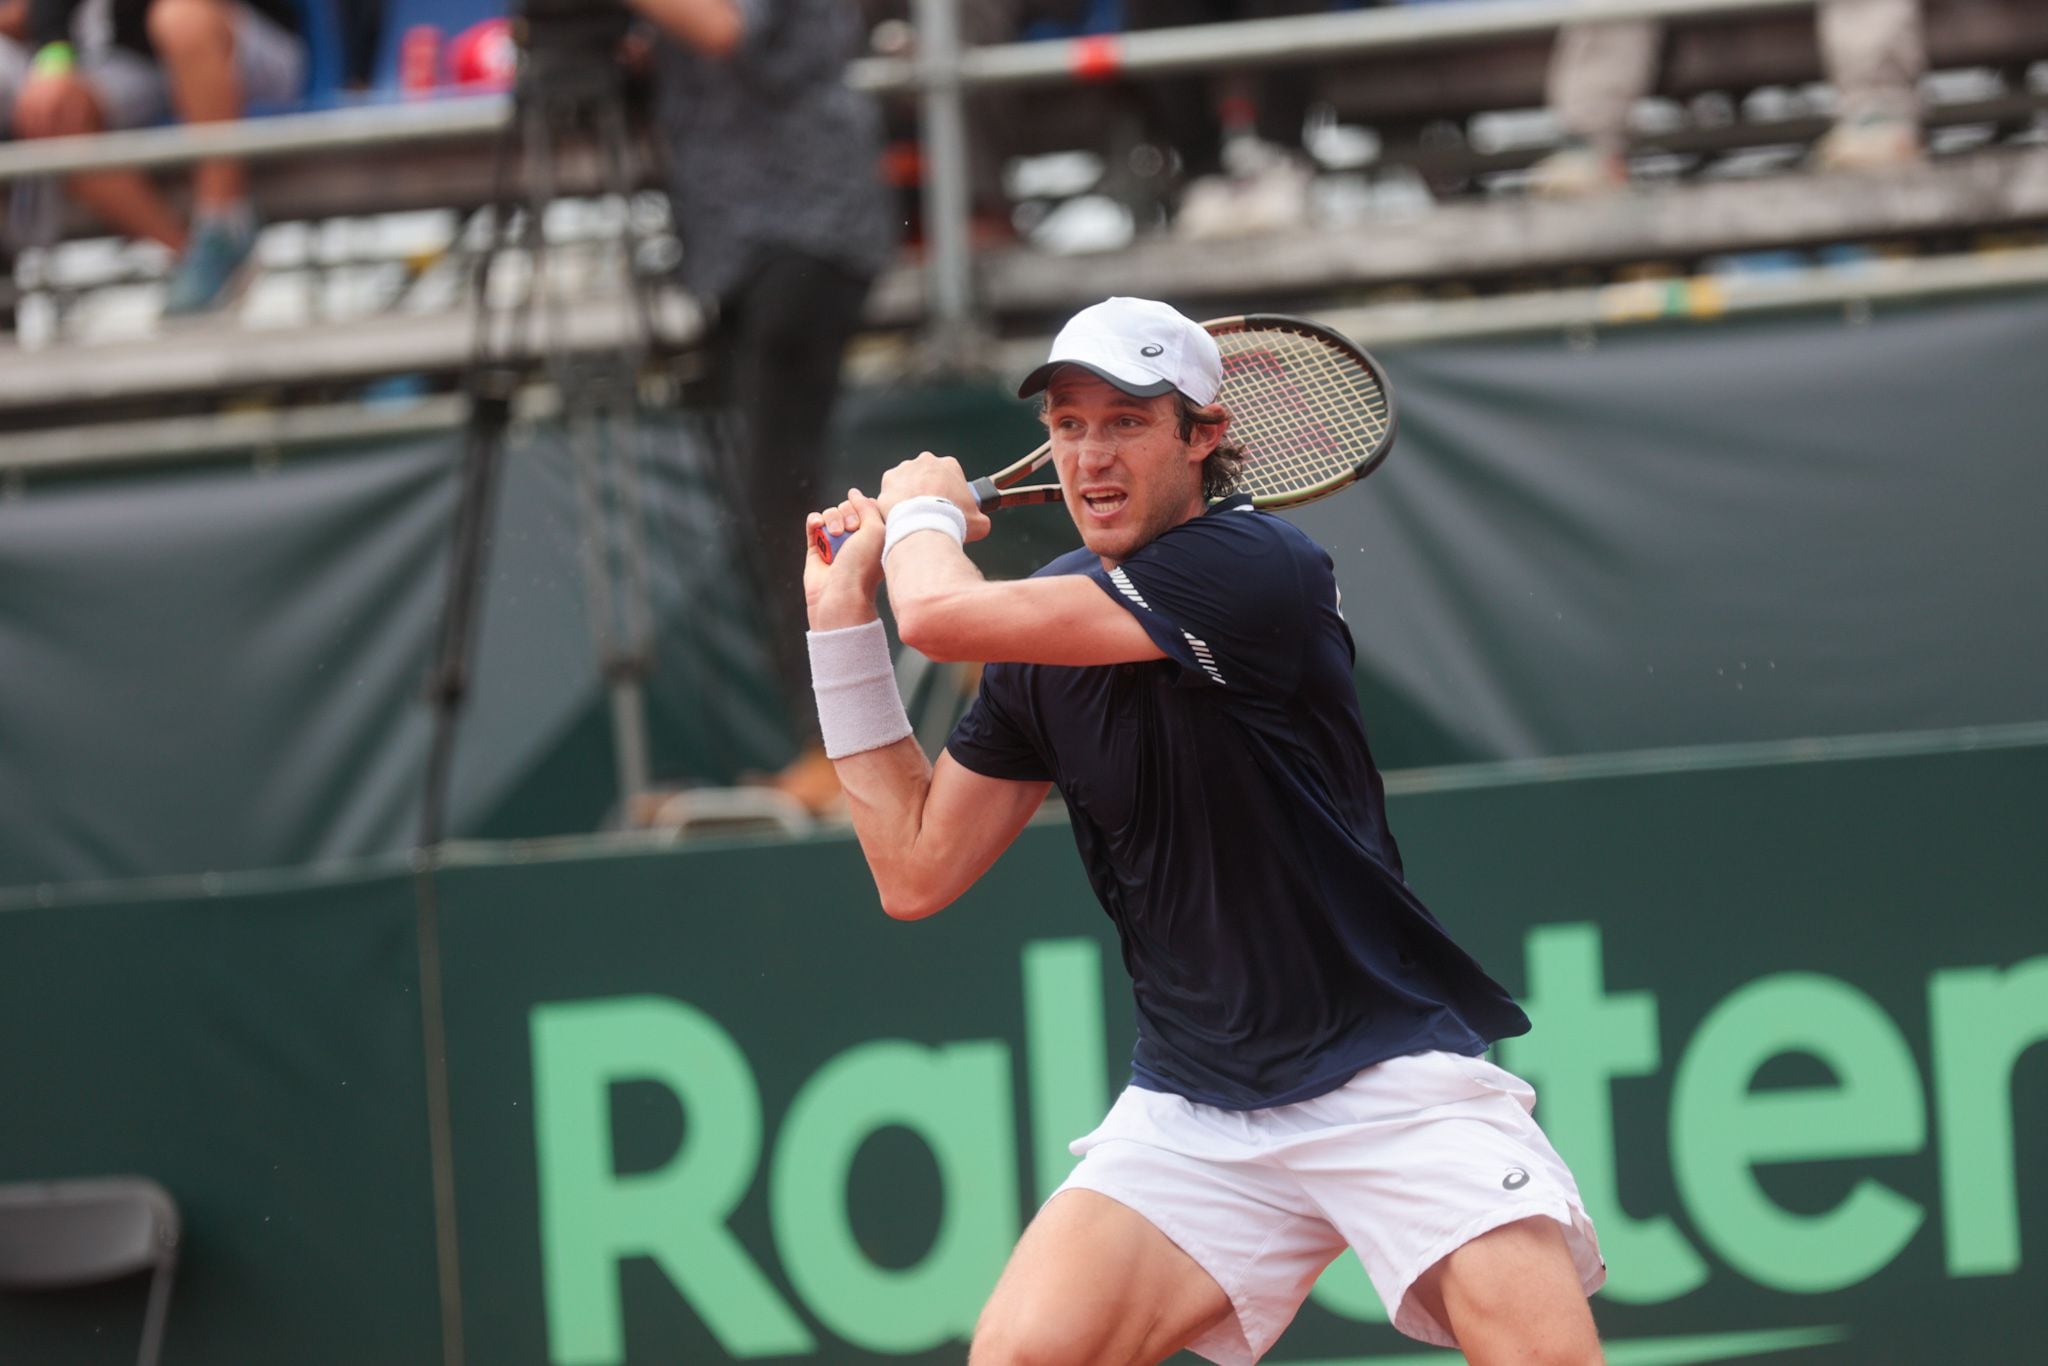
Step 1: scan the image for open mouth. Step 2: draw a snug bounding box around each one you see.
[1080,490,1128,517]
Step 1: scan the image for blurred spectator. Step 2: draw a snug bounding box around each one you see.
[335,0,383,90]
[627,0,896,814]
[2,3,29,136]
[2,2,31,329]
[1534,0,1926,193]
[1126,0,1332,239]
[7,0,115,258]
[1,0,89,139]
[10,0,306,313]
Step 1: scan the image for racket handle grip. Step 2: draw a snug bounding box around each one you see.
[814,484,999,564]
[810,521,849,566]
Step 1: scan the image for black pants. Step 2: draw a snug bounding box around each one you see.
[1122,0,1327,178]
[716,246,874,750]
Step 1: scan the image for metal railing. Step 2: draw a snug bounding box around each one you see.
[855,0,1813,91]
[10,242,2047,477]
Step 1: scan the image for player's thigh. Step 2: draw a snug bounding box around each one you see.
[1287,1053,1602,1346]
[1410,1216,1603,1366]
[972,1189,1233,1366]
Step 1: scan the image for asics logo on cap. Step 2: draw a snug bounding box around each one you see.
[1140,344,1165,357]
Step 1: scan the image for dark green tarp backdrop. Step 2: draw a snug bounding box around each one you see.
[0,866,443,1361]
[2,289,2045,887]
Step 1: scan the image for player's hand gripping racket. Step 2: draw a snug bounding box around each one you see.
[810,313,1397,563]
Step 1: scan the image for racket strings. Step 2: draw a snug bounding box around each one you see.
[1214,328,1391,502]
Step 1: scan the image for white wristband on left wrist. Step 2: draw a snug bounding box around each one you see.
[882,495,969,565]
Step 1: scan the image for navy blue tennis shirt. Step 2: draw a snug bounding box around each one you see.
[947,495,1530,1110]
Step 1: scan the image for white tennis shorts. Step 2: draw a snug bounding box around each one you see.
[1051,1050,1605,1363]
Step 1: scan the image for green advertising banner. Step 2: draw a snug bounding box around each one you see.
[3,734,2043,1363]
[432,733,2048,1366]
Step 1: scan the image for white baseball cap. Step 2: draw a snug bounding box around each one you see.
[1017,296,1222,405]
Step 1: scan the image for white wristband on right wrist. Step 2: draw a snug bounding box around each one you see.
[882,495,968,565]
[806,619,912,759]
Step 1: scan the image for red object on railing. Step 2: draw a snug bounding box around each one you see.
[1070,35,1121,82]
[400,25,443,96]
[449,19,516,90]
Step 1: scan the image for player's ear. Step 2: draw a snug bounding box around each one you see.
[1185,401,1228,458]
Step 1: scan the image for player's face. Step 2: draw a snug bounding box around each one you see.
[1044,372,1211,568]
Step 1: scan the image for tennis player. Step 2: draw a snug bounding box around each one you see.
[801,296,1605,1366]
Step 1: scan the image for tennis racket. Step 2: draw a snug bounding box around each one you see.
[810,313,1397,563]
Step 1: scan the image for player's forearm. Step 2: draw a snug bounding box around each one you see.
[838,746,1047,921]
[833,739,963,921]
[804,585,967,918]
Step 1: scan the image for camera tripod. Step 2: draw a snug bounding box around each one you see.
[417,9,669,848]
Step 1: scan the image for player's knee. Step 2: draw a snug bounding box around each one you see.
[1502,1338,1603,1366]
[1427,1217,1602,1364]
[969,1301,1103,1366]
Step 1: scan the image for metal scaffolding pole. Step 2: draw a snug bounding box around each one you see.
[911,0,979,356]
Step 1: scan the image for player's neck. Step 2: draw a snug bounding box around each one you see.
[1096,497,1207,572]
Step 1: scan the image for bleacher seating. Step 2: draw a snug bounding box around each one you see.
[990,0,2048,177]
[1,0,2045,407]
[10,0,2045,240]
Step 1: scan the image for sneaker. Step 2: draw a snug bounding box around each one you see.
[1813,115,1922,172]
[162,219,258,317]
